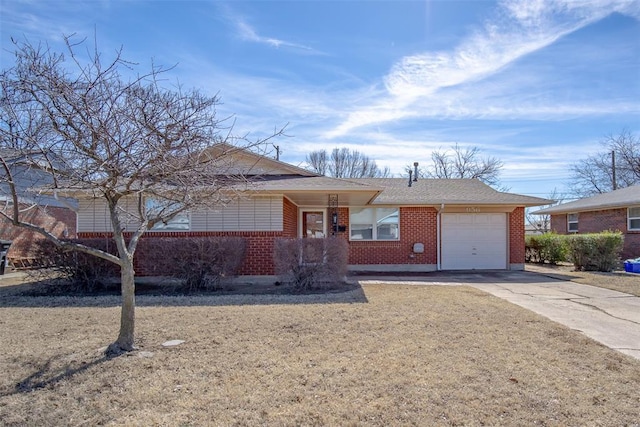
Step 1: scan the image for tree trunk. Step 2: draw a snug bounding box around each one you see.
[106,259,136,355]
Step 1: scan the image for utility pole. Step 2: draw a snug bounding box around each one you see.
[612,150,617,190]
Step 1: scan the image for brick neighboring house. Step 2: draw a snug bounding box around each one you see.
[68,145,550,275]
[0,149,77,265]
[532,185,640,259]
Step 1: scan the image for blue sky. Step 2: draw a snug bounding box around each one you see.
[1,0,639,198]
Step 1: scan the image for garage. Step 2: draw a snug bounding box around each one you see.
[441,213,507,270]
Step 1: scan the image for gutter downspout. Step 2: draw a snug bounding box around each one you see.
[436,203,444,271]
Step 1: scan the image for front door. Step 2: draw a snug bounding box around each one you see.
[302,211,325,238]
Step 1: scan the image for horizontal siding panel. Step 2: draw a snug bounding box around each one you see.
[190,211,208,232]
[77,195,284,233]
[77,199,110,233]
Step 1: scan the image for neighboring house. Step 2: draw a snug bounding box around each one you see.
[69,146,550,275]
[0,149,77,265]
[532,185,640,259]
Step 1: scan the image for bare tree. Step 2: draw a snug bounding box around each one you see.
[423,143,503,187]
[305,148,390,178]
[526,188,562,234]
[570,129,640,197]
[0,37,283,355]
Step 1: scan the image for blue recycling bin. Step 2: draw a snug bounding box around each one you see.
[624,259,640,274]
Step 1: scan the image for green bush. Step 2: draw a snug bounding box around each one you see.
[273,237,348,291]
[525,233,567,264]
[565,231,624,272]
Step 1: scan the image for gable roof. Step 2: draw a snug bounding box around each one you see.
[203,143,317,177]
[352,178,551,206]
[533,185,640,215]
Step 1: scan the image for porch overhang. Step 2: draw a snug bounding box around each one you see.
[280,190,381,207]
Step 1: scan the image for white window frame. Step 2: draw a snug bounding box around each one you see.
[567,213,579,233]
[628,207,640,231]
[349,207,400,241]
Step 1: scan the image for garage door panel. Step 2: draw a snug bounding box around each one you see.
[441,213,507,270]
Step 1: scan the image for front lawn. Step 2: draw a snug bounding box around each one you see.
[527,263,640,297]
[1,284,639,425]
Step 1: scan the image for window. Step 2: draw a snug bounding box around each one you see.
[629,207,640,231]
[146,198,190,231]
[567,213,578,232]
[350,207,399,240]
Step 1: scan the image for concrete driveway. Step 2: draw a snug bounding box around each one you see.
[353,270,640,361]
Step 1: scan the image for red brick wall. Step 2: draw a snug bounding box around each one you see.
[346,207,438,266]
[78,231,282,276]
[1,205,76,261]
[282,197,298,238]
[509,207,525,265]
[550,209,640,259]
[551,214,568,234]
[74,204,531,275]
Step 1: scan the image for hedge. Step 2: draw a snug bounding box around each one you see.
[525,231,624,272]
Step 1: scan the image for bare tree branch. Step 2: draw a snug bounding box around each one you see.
[425,143,503,187]
[570,129,640,197]
[305,147,390,178]
[0,35,284,354]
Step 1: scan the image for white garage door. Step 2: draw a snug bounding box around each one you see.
[441,213,507,270]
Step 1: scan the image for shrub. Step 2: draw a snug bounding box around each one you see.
[525,233,567,264]
[273,237,348,291]
[162,237,247,292]
[566,231,624,272]
[31,238,119,292]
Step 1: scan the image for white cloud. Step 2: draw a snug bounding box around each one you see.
[327,0,639,138]
[235,19,314,51]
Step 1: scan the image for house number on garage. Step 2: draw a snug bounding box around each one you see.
[466,207,480,213]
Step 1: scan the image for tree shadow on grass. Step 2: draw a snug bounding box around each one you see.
[1,352,113,397]
[0,279,369,308]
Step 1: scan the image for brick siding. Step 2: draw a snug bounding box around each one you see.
[550,208,640,259]
[75,204,529,276]
[344,207,438,266]
[282,197,298,238]
[1,205,76,261]
[509,207,526,264]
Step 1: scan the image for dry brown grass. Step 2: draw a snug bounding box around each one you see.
[527,263,640,297]
[1,282,639,426]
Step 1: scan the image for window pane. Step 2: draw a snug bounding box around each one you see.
[350,207,399,240]
[350,208,374,240]
[568,222,578,232]
[568,213,578,221]
[152,215,190,230]
[629,207,640,218]
[630,218,640,230]
[350,207,374,223]
[146,198,190,231]
[376,208,399,240]
[351,224,373,240]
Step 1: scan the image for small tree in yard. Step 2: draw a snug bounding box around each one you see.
[0,37,283,355]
